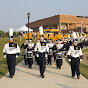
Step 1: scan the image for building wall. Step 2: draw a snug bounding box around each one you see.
[69,23,76,29]
[60,14,88,23]
[26,14,88,32]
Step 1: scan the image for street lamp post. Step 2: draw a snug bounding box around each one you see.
[27,12,30,41]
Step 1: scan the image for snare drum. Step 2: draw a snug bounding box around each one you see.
[55,53,62,59]
[26,51,33,58]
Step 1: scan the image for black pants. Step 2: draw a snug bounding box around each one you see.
[56,59,62,68]
[71,57,80,77]
[48,55,52,65]
[7,54,16,75]
[35,55,37,62]
[35,56,39,65]
[39,53,46,75]
[27,58,33,68]
[24,55,27,64]
[53,53,56,61]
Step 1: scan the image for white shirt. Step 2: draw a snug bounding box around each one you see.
[67,45,83,58]
[3,43,20,54]
[47,42,53,48]
[34,42,49,53]
[56,44,63,50]
[28,43,34,49]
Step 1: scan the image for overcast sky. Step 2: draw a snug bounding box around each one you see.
[0,0,88,32]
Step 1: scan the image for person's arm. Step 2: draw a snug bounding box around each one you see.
[24,44,28,49]
[46,44,49,53]
[52,45,57,52]
[67,47,71,61]
[21,43,24,49]
[16,44,20,58]
[79,48,83,61]
[34,44,39,57]
[34,43,38,52]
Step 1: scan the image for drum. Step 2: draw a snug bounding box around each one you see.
[55,53,62,59]
[26,51,33,58]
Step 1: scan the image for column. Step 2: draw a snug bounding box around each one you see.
[67,23,69,30]
[57,24,59,29]
[75,23,77,28]
[59,22,61,31]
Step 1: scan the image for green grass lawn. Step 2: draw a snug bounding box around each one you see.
[66,48,88,79]
[0,37,25,78]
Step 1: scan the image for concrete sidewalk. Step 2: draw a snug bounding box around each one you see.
[0,59,88,88]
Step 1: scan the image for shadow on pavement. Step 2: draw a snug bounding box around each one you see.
[55,83,71,88]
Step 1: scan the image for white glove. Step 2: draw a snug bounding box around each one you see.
[37,54,39,57]
[4,55,6,58]
[69,59,71,61]
[80,59,83,61]
[16,55,18,58]
[45,54,47,58]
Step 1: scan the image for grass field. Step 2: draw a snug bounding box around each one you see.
[0,37,25,78]
[66,48,88,79]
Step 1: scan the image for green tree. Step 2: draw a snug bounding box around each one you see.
[0,31,7,38]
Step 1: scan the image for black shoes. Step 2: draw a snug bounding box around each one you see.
[77,76,80,79]
[29,67,32,69]
[40,74,45,78]
[57,67,61,69]
[72,76,75,78]
[47,63,52,65]
[72,76,80,79]
[42,75,45,78]
[59,67,61,69]
[9,75,13,78]
[25,63,28,65]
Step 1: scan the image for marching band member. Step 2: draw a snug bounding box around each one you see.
[24,39,34,69]
[21,39,28,65]
[61,39,72,58]
[53,39,64,69]
[34,36,49,78]
[34,39,40,65]
[67,39,83,79]
[34,26,49,78]
[53,40,58,61]
[3,28,20,78]
[47,39,53,65]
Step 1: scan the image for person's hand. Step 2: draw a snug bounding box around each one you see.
[69,59,71,61]
[37,54,39,57]
[24,49,26,51]
[4,55,6,58]
[16,55,18,58]
[62,51,64,53]
[54,50,56,52]
[45,54,47,58]
[80,59,83,61]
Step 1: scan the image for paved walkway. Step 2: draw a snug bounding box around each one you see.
[0,59,88,88]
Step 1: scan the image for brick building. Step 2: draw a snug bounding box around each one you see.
[26,14,88,33]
